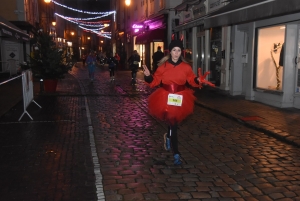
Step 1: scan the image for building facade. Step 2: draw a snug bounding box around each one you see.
[111,0,182,70]
[112,0,300,109]
[204,0,300,109]
[0,0,34,76]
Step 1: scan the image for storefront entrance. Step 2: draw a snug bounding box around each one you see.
[210,27,222,86]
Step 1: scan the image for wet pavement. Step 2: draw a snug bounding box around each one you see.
[0,63,300,200]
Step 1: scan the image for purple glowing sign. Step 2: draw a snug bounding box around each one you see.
[132,24,144,33]
[132,24,144,29]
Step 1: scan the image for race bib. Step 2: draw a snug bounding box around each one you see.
[167,93,183,106]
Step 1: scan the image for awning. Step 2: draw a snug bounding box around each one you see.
[204,0,300,29]
[0,15,30,42]
[136,28,165,44]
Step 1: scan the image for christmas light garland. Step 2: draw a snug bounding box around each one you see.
[55,13,109,27]
[49,0,114,39]
[78,25,107,31]
[52,0,115,15]
[51,0,116,21]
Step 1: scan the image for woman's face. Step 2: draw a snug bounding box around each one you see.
[170,47,181,62]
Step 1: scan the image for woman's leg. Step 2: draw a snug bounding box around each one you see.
[110,68,115,80]
[169,124,181,165]
[169,125,179,155]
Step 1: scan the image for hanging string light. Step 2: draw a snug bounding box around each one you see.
[55,13,111,38]
[55,13,111,22]
[52,0,115,15]
[50,0,114,39]
[55,13,109,26]
[68,14,112,21]
[51,0,116,21]
[78,25,107,31]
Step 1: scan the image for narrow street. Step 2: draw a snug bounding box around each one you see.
[0,64,299,200]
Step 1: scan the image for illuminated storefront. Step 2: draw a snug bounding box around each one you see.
[204,0,300,108]
[255,25,285,91]
[174,0,224,79]
[134,15,167,70]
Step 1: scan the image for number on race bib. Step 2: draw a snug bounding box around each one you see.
[167,93,183,106]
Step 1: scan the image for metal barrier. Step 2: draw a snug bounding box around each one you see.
[18,70,41,121]
[0,74,21,85]
[0,70,41,121]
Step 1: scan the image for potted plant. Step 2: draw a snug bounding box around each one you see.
[29,29,73,92]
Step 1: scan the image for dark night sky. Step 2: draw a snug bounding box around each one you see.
[62,0,111,20]
[80,0,111,12]
[62,0,111,13]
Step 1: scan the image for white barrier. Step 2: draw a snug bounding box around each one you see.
[18,70,41,121]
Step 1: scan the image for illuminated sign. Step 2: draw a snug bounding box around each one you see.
[132,24,144,33]
[132,24,144,29]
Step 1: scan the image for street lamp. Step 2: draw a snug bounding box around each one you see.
[125,0,131,6]
[43,0,56,35]
[124,0,131,69]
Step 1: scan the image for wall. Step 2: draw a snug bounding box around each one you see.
[0,0,18,20]
[231,25,245,96]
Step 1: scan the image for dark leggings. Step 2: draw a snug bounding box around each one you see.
[131,70,137,80]
[167,124,179,155]
[110,68,115,77]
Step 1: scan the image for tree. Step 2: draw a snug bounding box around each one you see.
[30,29,73,79]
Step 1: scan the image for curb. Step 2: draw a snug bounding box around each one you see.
[195,100,300,148]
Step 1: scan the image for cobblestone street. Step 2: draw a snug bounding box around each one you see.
[0,64,299,200]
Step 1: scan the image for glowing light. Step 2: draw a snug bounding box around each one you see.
[55,13,110,27]
[52,0,116,15]
[132,24,143,29]
[125,0,131,6]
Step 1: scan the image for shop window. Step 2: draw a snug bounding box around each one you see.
[256,25,285,91]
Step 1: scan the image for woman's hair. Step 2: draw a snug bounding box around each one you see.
[157,54,191,66]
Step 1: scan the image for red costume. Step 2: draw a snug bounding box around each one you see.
[146,59,199,125]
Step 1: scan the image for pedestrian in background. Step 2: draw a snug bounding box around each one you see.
[82,53,86,66]
[152,46,164,73]
[107,53,116,81]
[86,51,97,82]
[142,40,201,165]
[114,53,120,71]
[128,50,140,84]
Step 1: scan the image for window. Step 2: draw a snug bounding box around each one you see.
[256,25,285,91]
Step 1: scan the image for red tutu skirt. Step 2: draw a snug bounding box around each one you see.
[148,87,196,125]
